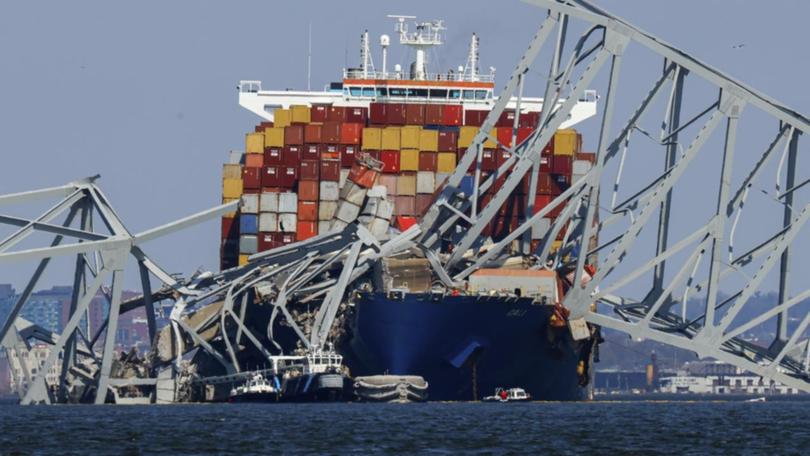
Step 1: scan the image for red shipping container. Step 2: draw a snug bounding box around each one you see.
[425,104,444,125]
[395,216,418,231]
[345,106,368,123]
[322,122,341,143]
[370,103,386,124]
[442,105,463,126]
[311,104,329,123]
[496,110,516,127]
[552,155,573,175]
[536,173,554,195]
[304,124,322,143]
[539,154,552,173]
[497,127,513,148]
[282,145,302,167]
[245,153,264,168]
[221,216,238,239]
[380,150,401,173]
[577,152,597,164]
[278,166,299,188]
[303,144,320,161]
[264,147,282,166]
[496,148,513,167]
[366,150,381,162]
[298,179,319,201]
[321,144,340,160]
[535,194,564,218]
[260,121,274,128]
[393,196,415,216]
[386,103,406,125]
[405,104,425,125]
[297,201,318,221]
[326,106,347,122]
[348,163,379,188]
[481,148,497,171]
[258,232,279,252]
[320,159,341,181]
[543,140,554,156]
[419,151,438,171]
[300,160,319,180]
[284,125,304,145]
[296,221,318,241]
[274,232,296,245]
[437,131,458,152]
[261,166,280,187]
[516,126,534,146]
[519,111,540,128]
[340,145,358,167]
[415,194,433,216]
[340,123,363,145]
[242,167,262,190]
[465,110,488,127]
[254,125,264,133]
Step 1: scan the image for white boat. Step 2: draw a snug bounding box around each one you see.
[482,387,532,402]
[228,373,279,402]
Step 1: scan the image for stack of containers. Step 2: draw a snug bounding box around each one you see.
[221,102,584,267]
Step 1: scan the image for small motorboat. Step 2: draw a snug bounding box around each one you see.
[229,373,280,402]
[482,387,532,402]
[745,396,767,403]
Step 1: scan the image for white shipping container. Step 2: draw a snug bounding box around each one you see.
[358,214,374,225]
[320,181,340,201]
[228,150,244,165]
[369,217,389,238]
[435,173,450,191]
[531,217,552,240]
[468,269,558,300]
[416,172,435,194]
[339,169,350,188]
[330,219,348,231]
[239,234,258,254]
[340,181,367,206]
[375,199,395,221]
[318,220,332,235]
[278,213,297,232]
[361,197,380,217]
[336,201,361,223]
[260,192,279,213]
[278,192,298,213]
[572,159,592,176]
[572,173,587,184]
[367,185,387,199]
[240,194,259,214]
[318,201,338,221]
[259,213,278,232]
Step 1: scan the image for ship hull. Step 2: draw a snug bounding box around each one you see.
[342,292,593,401]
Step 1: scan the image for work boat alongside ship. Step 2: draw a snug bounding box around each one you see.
[217,16,602,402]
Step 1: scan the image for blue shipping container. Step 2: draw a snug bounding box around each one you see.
[239,214,258,234]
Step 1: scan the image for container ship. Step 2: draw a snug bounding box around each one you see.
[218,17,601,401]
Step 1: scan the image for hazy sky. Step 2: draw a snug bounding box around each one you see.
[1,0,808,291]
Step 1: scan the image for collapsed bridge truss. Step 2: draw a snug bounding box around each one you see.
[1,0,809,402]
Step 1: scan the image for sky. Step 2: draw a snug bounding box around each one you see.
[0,0,808,292]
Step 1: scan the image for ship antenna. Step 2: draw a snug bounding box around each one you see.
[464,32,479,82]
[360,30,376,78]
[307,21,312,91]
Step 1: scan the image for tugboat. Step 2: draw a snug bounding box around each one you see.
[228,372,280,403]
[280,346,352,402]
[482,387,532,402]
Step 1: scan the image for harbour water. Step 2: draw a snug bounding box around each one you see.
[1,401,808,454]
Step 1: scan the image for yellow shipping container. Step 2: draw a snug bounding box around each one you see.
[400,149,420,171]
[264,127,285,148]
[239,254,250,266]
[222,164,242,180]
[362,127,382,150]
[458,126,478,148]
[290,105,311,124]
[437,152,457,173]
[401,126,422,149]
[554,129,580,156]
[222,197,239,217]
[222,179,244,199]
[381,127,401,150]
[274,109,292,128]
[245,133,264,154]
[420,130,439,152]
[484,128,498,149]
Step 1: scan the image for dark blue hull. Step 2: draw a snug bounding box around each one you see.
[342,293,593,401]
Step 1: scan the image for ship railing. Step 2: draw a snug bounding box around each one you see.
[579,89,598,103]
[238,80,262,93]
[343,69,495,83]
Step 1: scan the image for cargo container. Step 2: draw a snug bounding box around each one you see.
[264,147,282,166]
[260,192,279,212]
[320,181,340,201]
[380,150,400,173]
[340,123,363,145]
[259,213,278,232]
[425,104,443,125]
[320,160,341,181]
[326,106,347,123]
[296,221,317,241]
[386,103,406,125]
[274,109,292,128]
[393,196,415,216]
[437,152,457,173]
[553,129,581,156]
[322,122,341,143]
[223,178,243,198]
[378,174,397,196]
[241,167,261,189]
[401,126,422,149]
[396,173,417,196]
[298,200,318,221]
[246,132,264,154]
[244,153,263,168]
[278,213,297,232]
[416,172,435,194]
[285,125,304,145]
[290,105,311,124]
[223,164,242,180]
[282,145,302,166]
[278,166,299,188]
[240,214,258,234]
[300,160,319,180]
[298,179,319,201]
[303,144,320,161]
[437,130,458,152]
[362,127,382,150]
[419,130,439,152]
[304,124,322,144]
[400,149,419,172]
[318,201,338,220]
[240,193,259,214]
[405,104,425,125]
[381,128,401,150]
[419,151,438,172]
